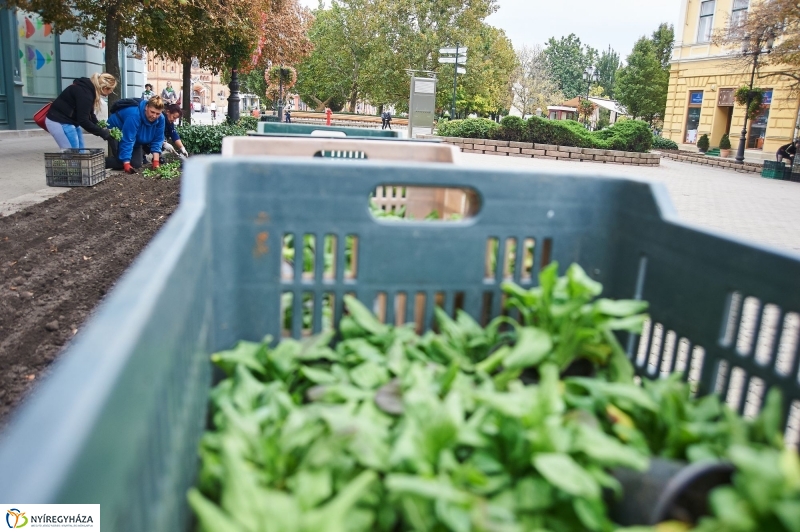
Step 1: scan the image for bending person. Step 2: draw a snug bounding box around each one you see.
[161,104,189,157]
[45,73,116,149]
[106,95,166,173]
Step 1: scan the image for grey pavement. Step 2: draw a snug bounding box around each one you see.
[0,131,106,216]
[458,153,800,254]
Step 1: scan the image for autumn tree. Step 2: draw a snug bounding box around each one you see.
[511,44,563,117]
[295,0,374,113]
[454,24,516,119]
[713,0,800,95]
[4,0,155,104]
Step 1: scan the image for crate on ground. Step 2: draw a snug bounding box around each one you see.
[255,121,399,137]
[761,159,786,179]
[1,159,799,531]
[45,148,106,187]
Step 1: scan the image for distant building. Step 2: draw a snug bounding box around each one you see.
[663,0,799,154]
[547,97,627,128]
[0,7,144,130]
[145,52,230,111]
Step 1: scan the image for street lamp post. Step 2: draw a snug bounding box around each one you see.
[735,32,774,164]
[582,66,597,127]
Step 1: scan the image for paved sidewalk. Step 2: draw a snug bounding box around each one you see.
[0,131,106,216]
[458,153,800,254]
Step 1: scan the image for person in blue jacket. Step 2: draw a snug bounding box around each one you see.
[161,103,189,157]
[106,95,165,173]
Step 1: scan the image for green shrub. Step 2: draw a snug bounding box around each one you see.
[719,133,731,149]
[527,116,598,148]
[436,118,499,139]
[697,133,710,152]
[493,115,527,142]
[593,120,653,153]
[236,115,259,132]
[652,136,679,150]
[177,123,248,154]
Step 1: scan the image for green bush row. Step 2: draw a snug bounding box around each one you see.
[436,116,654,153]
[652,136,679,150]
[177,117,257,154]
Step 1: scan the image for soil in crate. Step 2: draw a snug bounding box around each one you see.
[0,172,181,429]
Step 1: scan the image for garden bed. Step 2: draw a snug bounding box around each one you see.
[422,135,661,166]
[658,149,762,174]
[0,171,181,428]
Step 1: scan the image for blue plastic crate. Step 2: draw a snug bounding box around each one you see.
[1,158,799,531]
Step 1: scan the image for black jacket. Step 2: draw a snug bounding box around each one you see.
[47,78,109,140]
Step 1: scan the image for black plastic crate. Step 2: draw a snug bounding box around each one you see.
[45,148,107,187]
[762,160,786,179]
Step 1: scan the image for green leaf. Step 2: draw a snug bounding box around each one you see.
[567,263,603,299]
[211,341,267,376]
[386,474,472,504]
[574,425,649,471]
[187,488,241,532]
[301,365,339,384]
[774,500,800,532]
[503,327,553,370]
[594,298,649,317]
[350,361,390,389]
[533,453,601,499]
[344,295,389,336]
[572,496,607,531]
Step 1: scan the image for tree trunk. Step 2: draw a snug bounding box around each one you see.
[105,8,121,106]
[182,57,192,124]
[348,85,358,113]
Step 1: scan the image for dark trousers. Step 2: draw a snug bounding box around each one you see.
[381,118,388,129]
[106,139,144,170]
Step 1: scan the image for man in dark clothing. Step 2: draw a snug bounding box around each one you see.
[776,139,800,165]
[384,110,392,130]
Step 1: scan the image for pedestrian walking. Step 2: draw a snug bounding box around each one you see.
[284,108,291,123]
[384,110,392,130]
[141,83,155,100]
[381,110,387,129]
[45,72,116,149]
[210,100,217,121]
[776,139,800,165]
[161,81,178,105]
[106,95,166,173]
[325,107,332,126]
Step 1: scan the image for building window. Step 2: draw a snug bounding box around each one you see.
[161,62,165,72]
[685,91,703,143]
[747,89,772,149]
[697,0,716,43]
[16,11,58,98]
[148,58,154,72]
[730,0,749,28]
[170,63,175,73]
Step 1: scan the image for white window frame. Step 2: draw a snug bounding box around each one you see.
[730,0,749,29]
[697,0,716,43]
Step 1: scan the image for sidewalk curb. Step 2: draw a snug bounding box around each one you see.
[0,129,51,140]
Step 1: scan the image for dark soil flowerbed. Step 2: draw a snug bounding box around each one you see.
[0,172,181,429]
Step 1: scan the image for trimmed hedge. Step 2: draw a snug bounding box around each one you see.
[177,117,257,154]
[593,120,652,153]
[436,118,499,139]
[435,116,654,153]
[652,136,679,150]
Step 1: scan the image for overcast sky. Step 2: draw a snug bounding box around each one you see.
[297,0,683,60]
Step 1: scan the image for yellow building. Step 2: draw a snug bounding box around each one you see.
[664,0,800,157]
[144,52,229,110]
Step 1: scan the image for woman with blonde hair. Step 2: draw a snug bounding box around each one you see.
[106,95,166,173]
[46,72,116,149]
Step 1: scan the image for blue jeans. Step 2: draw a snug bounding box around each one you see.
[46,118,85,149]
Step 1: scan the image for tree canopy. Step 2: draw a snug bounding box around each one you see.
[511,44,563,118]
[595,46,620,99]
[615,37,668,124]
[542,34,597,99]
